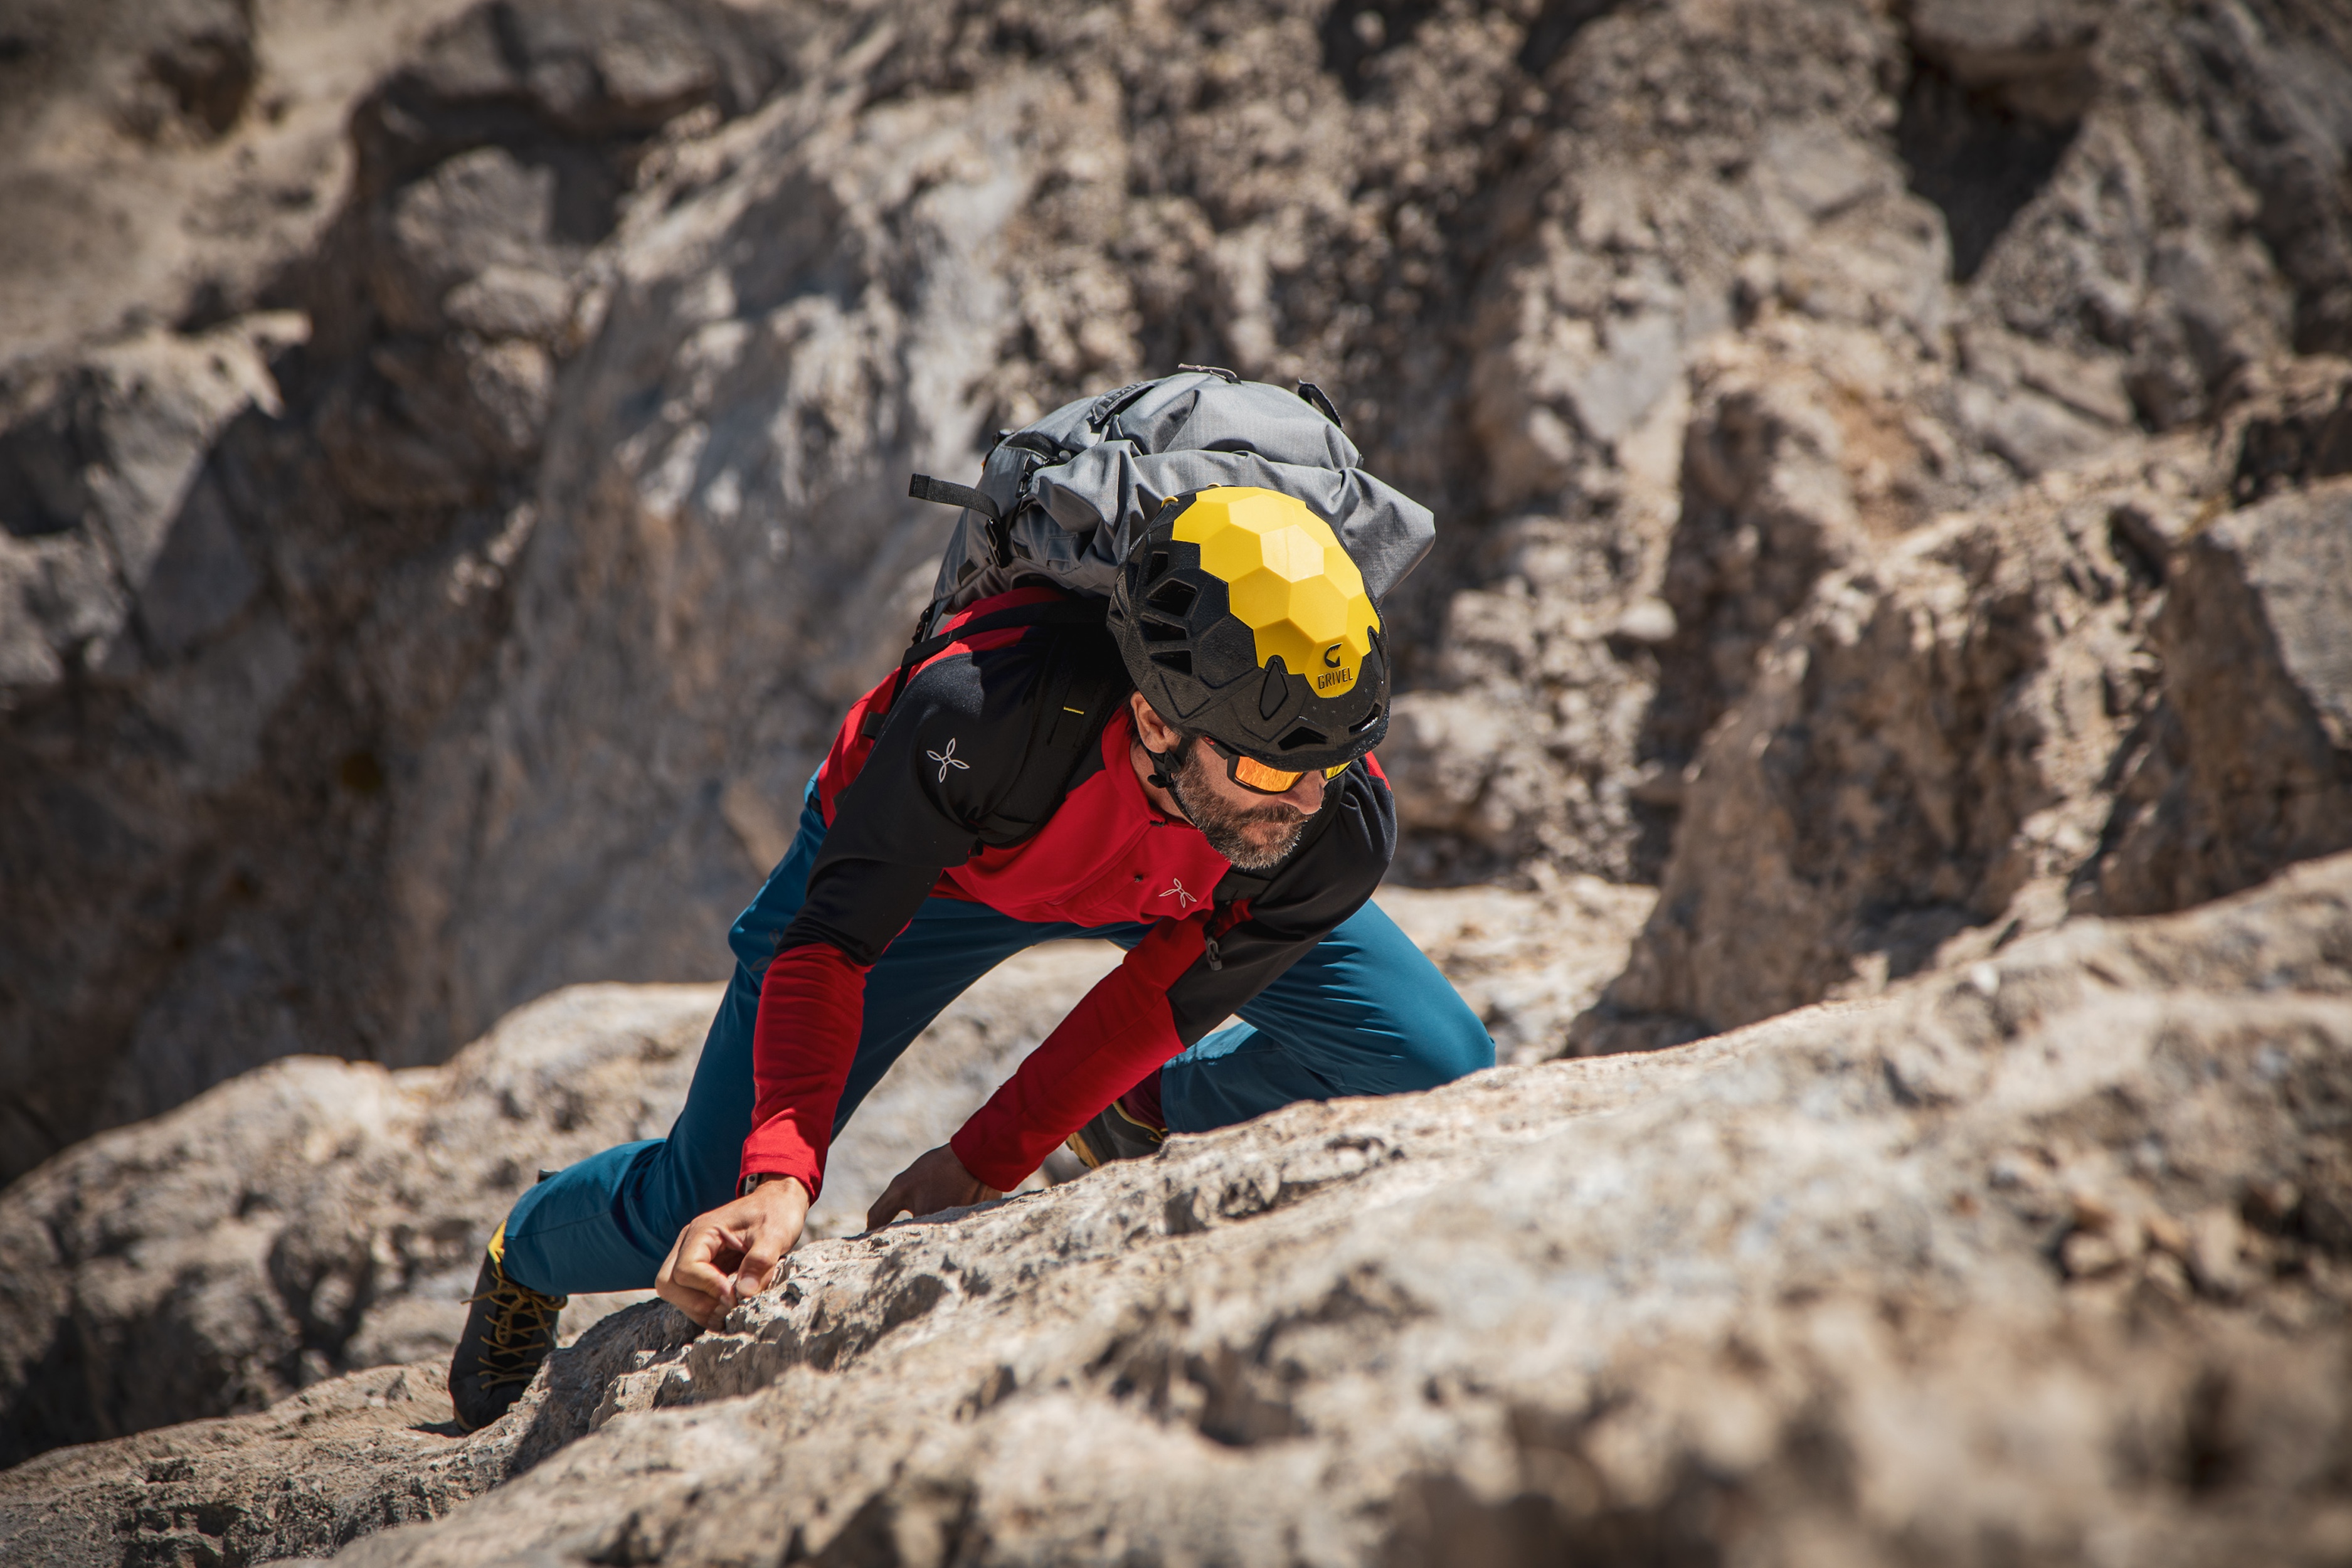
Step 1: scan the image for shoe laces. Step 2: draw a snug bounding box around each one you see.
[467,1269,569,1391]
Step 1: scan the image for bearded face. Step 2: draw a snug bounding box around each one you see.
[1160,736,1315,871]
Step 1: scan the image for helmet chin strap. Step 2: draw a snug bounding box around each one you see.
[1131,699,1189,793]
[1143,742,1181,793]
[1136,732,1193,815]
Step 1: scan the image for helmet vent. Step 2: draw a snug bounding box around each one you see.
[1349,704,1383,733]
[1258,663,1289,720]
[1147,549,1170,581]
[1140,615,1187,644]
[1150,650,1194,675]
[1277,724,1326,752]
[1145,579,1197,615]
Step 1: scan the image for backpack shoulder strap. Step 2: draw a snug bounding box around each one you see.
[973,603,1131,845]
[857,591,1106,741]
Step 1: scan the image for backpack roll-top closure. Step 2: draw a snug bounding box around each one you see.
[916,370,1435,620]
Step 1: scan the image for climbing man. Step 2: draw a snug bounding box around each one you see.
[448,377,1493,1430]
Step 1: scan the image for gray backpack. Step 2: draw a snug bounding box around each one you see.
[866,371,1434,842]
[909,367,1435,615]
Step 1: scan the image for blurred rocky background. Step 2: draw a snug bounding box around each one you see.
[2,0,2350,1559]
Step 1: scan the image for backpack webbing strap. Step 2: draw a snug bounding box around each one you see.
[859,600,939,741]
[1295,381,1344,429]
[908,473,1002,521]
[974,616,1129,844]
[910,472,1016,571]
[1083,379,1157,431]
[858,596,1113,741]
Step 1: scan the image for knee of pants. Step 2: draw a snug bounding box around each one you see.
[1393,992,1495,1089]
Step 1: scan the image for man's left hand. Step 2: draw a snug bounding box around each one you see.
[867,1143,1003,1231]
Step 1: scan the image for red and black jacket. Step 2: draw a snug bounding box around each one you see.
[740,586,1396,1196]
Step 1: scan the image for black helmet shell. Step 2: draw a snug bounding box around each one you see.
[1107,487,1389,773]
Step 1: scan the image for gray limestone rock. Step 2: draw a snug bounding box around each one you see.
[5,851,2348,1566]
[9,0,2351,1177]
[0,983,721,1470]
[0,0,800,1183]
[6,0,2352,1554]
[0,892,1640,1465]
[1586,369,2352,1046]
[2094,473,2352,915]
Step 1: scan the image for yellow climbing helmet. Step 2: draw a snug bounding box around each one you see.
[1107,486,1389,775]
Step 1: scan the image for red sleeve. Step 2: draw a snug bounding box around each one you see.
[948,914,1209,1190]
[739,943,869,1200]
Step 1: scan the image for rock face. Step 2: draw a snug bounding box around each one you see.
[0,886,1638,1465]
[0,984,718,1471]
[8,0,2352,1182]
[0,0,804,1181]
[1582,373,2352,1047]
[7,852,2349,1567]
[6,0,2352,1555]
[2095,472,2352,916]
[0,954,1096,1470]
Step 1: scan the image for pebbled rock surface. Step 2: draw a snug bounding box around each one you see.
[0,887,1640,1463]
[0,983,719,1470]
[7,851,2349,1566]
[8,0,2352,1180]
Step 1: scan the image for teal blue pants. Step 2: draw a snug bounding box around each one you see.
[501,781,1491,1295]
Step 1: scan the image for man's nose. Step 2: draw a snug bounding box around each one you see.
[1277,770,1326,812]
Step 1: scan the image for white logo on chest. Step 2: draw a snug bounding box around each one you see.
[1158,877,1199,909]
[925,738,970,782]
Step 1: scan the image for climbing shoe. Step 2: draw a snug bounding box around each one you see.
[1065,1098,1166,1170]
[448,1222,567,1432]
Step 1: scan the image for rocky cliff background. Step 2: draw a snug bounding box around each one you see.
[9,0,2346,1180]
[2,0,2350,1560]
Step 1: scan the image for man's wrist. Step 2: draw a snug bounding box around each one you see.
[947,1123,1027,1195]
[738,1172,809,1201]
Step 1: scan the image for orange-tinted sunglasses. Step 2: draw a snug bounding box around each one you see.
[1203,737,1350,795]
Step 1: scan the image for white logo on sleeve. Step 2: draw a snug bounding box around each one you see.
[1159,877,1199,909]
[926,738,970,782]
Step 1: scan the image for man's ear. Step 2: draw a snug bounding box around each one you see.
[1130,691,1179,751]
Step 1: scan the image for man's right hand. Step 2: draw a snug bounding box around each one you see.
[655,1176,812,1330]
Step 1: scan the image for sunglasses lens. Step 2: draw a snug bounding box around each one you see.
[1229,753,1306,792]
